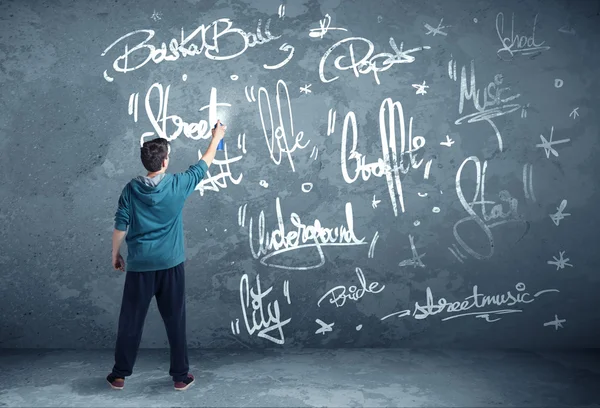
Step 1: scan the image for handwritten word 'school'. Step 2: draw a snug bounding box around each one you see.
[320,36,430,85]
[102,18,283,80]
[496,12,550,59]
[317,267,385,308]
[246,198,367,270]
[454,156,524,260]
[381,282,559,322]
[340,98,433,216]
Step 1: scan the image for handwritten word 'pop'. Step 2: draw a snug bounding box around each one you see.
[496,12,550,59]
[237,274,291,345]
[454,156,524,260]
[317,267,385,308]
[319,37,430,85]
[101,18,281,80]
[247,198,367,270]
[340,98,432,216]
[381,282,559,322]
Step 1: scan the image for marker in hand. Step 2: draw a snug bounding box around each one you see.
[214,121,225,151]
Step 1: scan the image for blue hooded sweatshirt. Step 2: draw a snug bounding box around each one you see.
[114,160,209,272]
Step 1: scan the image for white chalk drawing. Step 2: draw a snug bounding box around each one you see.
[283,280,291,304]
[549,199,570,226]
[448,244,467,263]
[558,25,575,35]
[536,126,570,159]
[233,274,291,345]
[547,251,573,270]
[310,146,318,160]
[278,4,285,19]
[554,79,563,88]
[412,81,429,95]
[327,109,337,136]
[569,107,579,119]
[134,83,231,145]
[543,315,566,330]
[340,98,433,216]
[230,74,239,81]
[424,160,433,180]
[424,19,449,36]
[319,36,430,85]
[309,14,348,39]
[299,84,312,94]
[103,70,114,82]
[182,74,188,81]
[128,92,140,122]
[496,12,550,59]
[440,135,455,147]
[454,156,524,260]
[245,85,257,102]
[259,180,269,188]
[255,80,311,172]
[368,231,379,259]
[150,10,162,21]
[301,182,313,193]
[356,324,363,330]
[238,204,248,227]
[315,319,335,335]
[246,198,367,270]
[195,145,243,196]
[398,235,426,268]
[418,192,428,197]
[521,103,529,119]
[522,163,536,202]
[377,16,383,23]
[237,133,247,154]
[449,58,520,152]
[413,220,421,226]
[317,267,385,308]
[473,18,478,23]
[432,207,440,213]
[381,282,559,322]
[263,43,295,70]
[101,18,281,79]
[371,195,381,209]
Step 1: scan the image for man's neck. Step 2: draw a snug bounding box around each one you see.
[146,171,164,178]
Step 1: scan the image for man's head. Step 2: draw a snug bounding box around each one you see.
[141,138,170,173]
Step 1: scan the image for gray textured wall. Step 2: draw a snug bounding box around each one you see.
[1,0,599,349]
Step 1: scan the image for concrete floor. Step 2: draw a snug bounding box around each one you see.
[0,348,599,407]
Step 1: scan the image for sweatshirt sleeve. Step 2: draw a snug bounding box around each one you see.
[114,185,130,231]
[175,159,209,198]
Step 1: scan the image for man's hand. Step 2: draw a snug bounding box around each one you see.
[112,253,125,272]
[212,119,226,142]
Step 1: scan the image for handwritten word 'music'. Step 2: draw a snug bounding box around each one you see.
[101,18,281,78]
[341,98,433,216]
[247,198,367,270]
[381,282,559,323]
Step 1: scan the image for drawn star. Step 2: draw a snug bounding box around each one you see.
[547,251,573,270]
[315,319,334,335]
[569,107,579,119]
[372,195,381,209]
[412,81,429,95]
[424,18,449,36]
[300,84,312,94]
[440,135,455,147]
[150,10,162,21]
[543,314,566,330]
[536,126,570,159]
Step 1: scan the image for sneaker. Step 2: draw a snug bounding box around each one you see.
[174,373,195,391]
[107,373,125,390]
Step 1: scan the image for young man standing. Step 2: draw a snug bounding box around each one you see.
[106,121,226,391]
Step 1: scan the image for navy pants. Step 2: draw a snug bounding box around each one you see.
[111,262,189,382]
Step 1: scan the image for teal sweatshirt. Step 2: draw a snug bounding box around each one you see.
[114,160,209,272]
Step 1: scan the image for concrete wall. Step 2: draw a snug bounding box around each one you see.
[1,0,599,349]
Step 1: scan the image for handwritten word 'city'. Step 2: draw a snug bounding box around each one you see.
[454,156,524,260]
[247,198,367,270]
[317,267,385,308]
[320,36,430,85]
[340,98,432,216]
[381,282,559,322]
[102,18,281,79]
[496,12,550,59]
[238,274,291,345]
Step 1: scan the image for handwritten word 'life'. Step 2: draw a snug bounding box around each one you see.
[341,98,431,216]
[453,59,520,152]
[319,37,430,85]
[239,274,291,345]
[496,12,550,59]
[102,18,280,79]
[382,282,559,322]
[317,267,385,308]
[257,80,311,172]
[247,198,367,270]
[454,156,524,260]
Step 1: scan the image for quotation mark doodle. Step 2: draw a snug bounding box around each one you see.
[237,133,247,154]
[521,103,530,118]
[237,204,248,227]
[244,86,256,102]
[283,280,291,304]
[128,92,140,122]
[543,314,566,330]
[549,199,570,226]
[230,318,241,335]
[327,108,337,135]
[278,3,285,19]
[448,57,457,81]
[315,319,334,335]
[310,146,319,160]
[368,231,380,259]
[522,163,536,202]
[547,251,573,270]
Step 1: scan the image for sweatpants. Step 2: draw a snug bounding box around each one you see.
[111,262,189,382]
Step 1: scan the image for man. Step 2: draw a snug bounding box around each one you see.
[106,121,226,391]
